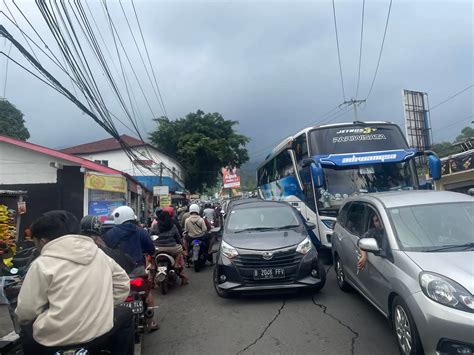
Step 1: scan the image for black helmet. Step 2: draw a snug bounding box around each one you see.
[80,215,102,236]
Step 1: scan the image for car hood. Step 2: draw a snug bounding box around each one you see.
[405,251,474,294]
[224,229,306,251]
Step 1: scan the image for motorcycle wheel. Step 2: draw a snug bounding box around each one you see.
[194,259,202,272]
[160,281,168,295]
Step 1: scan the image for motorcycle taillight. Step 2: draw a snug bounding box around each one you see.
[125,295,134,302]
[130,277,148,291]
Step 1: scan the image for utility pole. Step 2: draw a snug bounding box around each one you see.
[342,98,366,121]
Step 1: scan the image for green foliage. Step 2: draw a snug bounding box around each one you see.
[0,99,30,141]
[455,126,474,143]
[431,142,460,158]
[149,110,249,193]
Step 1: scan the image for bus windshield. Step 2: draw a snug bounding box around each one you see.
[309,124,408,155]
[316,161,417,210]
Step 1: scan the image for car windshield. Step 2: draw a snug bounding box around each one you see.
[316,162,417,210]
[226,206,300,232]
[388,202,474,252]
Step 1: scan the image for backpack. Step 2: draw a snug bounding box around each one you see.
[103,235,137,274]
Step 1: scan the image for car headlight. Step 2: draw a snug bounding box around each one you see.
[221,240,239,259]
[296,237,313,255]
[321,219,336,230]
[419,272,474,313]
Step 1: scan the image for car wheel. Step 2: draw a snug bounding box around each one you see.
[335,256,352,292]
[391,296,423,355]
[312,259,326,293]
[213,267,230,298]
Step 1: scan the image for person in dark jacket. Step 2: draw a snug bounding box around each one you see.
[105,206,158,332]
[154,211,188,284]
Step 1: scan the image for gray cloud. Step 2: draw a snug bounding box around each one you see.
[1,0,472,160]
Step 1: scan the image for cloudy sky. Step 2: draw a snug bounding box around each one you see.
[1,0,472,163]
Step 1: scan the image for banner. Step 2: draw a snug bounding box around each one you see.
[159,194,172,207]
[84,173,127,193]
[88,201,125,221]
[222,167,241,189]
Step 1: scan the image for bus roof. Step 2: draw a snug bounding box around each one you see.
[257,120,396,170]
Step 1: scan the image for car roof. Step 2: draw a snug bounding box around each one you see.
[230,199,293,210]
[345,190,473,209]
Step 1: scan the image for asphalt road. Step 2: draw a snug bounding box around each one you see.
[142,255,400,355]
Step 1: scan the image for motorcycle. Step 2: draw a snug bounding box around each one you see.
[148,235,183,295]
[120,270,155,344]
[187,227,221,272]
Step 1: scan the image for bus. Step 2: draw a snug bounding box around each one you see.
[256,121,441,248]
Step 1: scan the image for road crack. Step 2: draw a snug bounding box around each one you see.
[237,300,286,355]
[311,296,359,355]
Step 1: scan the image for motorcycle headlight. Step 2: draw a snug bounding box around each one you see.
[296,237,313,255]
[221,240,238,259]
[419,272,474,313]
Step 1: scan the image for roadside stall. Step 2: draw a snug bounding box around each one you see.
[0,190,27,269]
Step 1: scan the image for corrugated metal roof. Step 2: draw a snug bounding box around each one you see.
[60,134,145,155]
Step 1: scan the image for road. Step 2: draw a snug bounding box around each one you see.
[142,255,399,355]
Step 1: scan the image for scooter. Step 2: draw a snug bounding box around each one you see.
[187,227,221,272]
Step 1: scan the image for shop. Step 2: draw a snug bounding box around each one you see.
[0,190,27,262]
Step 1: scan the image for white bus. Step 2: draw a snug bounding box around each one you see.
[257,121,441,248]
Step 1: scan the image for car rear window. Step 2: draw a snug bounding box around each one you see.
[226,206,300,232]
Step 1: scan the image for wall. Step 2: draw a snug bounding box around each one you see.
[78,147,185,186]
[0,142,59,184]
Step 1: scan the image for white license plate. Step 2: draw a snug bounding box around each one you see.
[253,268,285,280]
[120,300,143,314]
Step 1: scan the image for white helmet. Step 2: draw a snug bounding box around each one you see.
[189,204,200,214]
[112,206,136,225]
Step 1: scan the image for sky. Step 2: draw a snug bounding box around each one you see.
[1,0,472,164]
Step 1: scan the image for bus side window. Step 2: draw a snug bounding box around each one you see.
[276,150,294,178]
[294,134,308,164]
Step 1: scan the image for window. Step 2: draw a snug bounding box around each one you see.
[227,206,300,232]
[338,203,351,227]
[294,134,308,164]
[94,160,109,167]
[275,150,294,179]
[345,203,366,236]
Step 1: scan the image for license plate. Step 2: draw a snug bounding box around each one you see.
[253,268,285,280]
[120,300,143,314]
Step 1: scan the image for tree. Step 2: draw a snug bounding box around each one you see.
[0,99,30,141]
[150,110,249,193]
[455,126,474,143]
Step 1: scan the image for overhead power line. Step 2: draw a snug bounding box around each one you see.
[430,84,474,111]
[355,0,365,99]
[365,0,393,100]
[331,0,346,102]
[432,114,474,133]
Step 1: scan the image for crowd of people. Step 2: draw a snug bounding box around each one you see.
[11,201,223,355]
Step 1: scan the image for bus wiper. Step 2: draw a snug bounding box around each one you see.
[234,227,275,233]
[426,242,474,252]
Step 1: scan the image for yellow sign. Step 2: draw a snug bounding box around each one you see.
[84,173,127,193]
[159,194,172,207]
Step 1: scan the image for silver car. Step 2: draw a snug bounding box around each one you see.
[331,191,474,355]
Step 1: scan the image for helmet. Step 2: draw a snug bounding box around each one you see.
[189,204,200,214]
[80,215,102,236]
[162,206,175,218]
[112,206,136,225]
[100,219,115,236]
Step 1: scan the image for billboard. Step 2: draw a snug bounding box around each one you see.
[222,166,241,189]
[88,201,125,221]
[84,173,127,193]
[402,90,433,151]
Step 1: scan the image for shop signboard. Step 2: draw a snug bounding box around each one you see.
[159,194,172,207]
[153,186,169,196]
[84,173,127,193]
[89,201,125,221]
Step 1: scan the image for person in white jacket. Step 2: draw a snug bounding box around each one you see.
[15,210,133,355]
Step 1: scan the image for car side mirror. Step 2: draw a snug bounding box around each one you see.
[427,154,441,181]
[358,238,380,253]
[150,235,159,241]
[306,222,317,230]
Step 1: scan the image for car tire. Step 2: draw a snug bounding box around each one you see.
[312,259,327,293]
[391,296,424,355]
[335,256,352,292]
[213,267,230,298]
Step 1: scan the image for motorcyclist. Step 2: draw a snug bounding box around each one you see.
[104,206,159,332]
[184,204,212,258]
[16,210,133,355]
[203,203,216,226]
[154,210,189,285]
